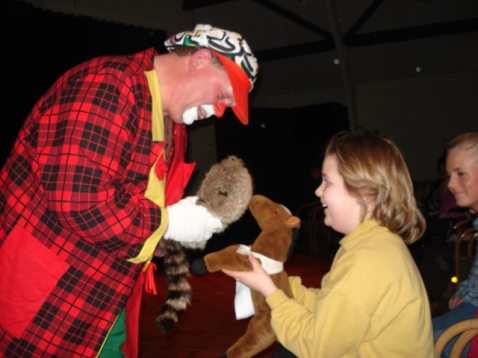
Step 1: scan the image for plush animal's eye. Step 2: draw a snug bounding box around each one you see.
[219,191,228,197]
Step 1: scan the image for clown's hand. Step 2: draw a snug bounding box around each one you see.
[164,196,222,243]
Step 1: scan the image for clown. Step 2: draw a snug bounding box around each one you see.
[0,24,258,358]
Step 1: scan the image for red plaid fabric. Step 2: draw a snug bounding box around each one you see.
[0,48,185,357]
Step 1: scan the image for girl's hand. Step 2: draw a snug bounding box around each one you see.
[222,254,278,298]
[449,296,465,309]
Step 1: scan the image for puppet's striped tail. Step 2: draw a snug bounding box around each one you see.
[156,239,191,333]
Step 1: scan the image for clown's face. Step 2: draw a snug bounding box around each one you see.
[168,50,234,125]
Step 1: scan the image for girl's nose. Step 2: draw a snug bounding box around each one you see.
[447,179,455,193]
[447,176,455,190]
[315,183,323,197]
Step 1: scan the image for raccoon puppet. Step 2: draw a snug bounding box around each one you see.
[156,156,253,333]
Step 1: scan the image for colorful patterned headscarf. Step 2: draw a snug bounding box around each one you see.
[165,24,259,91]
[165,24,259,125]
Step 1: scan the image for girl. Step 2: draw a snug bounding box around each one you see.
[223,130,435,357]
[432,132,478,358]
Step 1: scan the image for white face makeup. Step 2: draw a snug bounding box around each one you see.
[181,104,215,125]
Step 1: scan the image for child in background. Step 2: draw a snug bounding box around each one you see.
[223,130,435,357]
[432,132,478,358]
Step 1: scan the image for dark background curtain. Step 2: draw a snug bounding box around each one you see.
[1,0,166,166]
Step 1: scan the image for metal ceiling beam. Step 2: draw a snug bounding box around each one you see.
[251,0,333,41]
[325,0,357,129]
[255,40,334,62]
[182,0,332,40]
[343,0,385,42]
[182,0,235,11]
[182,0,477,62]
[255,18,478,62]
[346,17,478,47]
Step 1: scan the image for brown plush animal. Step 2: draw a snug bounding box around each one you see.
[156,156,253,333]
[192,194,301,358]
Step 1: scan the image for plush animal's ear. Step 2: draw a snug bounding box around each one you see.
[285,216,301,229]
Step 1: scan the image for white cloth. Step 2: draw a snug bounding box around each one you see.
[164,196,223,243]
[234,244,283,320]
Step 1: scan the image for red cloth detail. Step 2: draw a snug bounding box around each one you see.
[164,125,195,206]
[144,263,157,295]
[0,226,69,338]
[122,272,144,358]
[165,160,195,206]
[153,142,167,180]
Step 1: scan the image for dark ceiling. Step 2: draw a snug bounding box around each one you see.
[15,0,478,123]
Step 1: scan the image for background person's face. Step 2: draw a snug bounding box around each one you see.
[447,149,478,213]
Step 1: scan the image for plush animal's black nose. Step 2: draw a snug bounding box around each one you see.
[192,259,208,276]
[219,191,228,197]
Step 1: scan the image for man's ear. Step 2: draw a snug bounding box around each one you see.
[189,48,213,71]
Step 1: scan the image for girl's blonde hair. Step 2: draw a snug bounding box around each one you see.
[447,132,478,162]
[325,130,425,244]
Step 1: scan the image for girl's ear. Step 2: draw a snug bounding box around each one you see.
[365,196,376,208]
[361,189,376,218]
[189,48,213,71]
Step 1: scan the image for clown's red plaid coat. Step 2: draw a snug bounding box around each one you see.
[0,48,183,357]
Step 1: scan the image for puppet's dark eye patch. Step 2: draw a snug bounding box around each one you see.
[219,191,228,197]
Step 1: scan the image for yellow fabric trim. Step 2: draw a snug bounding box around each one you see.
[128,70,167,264]
[143,69,163,142]
[144,155,166,207]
